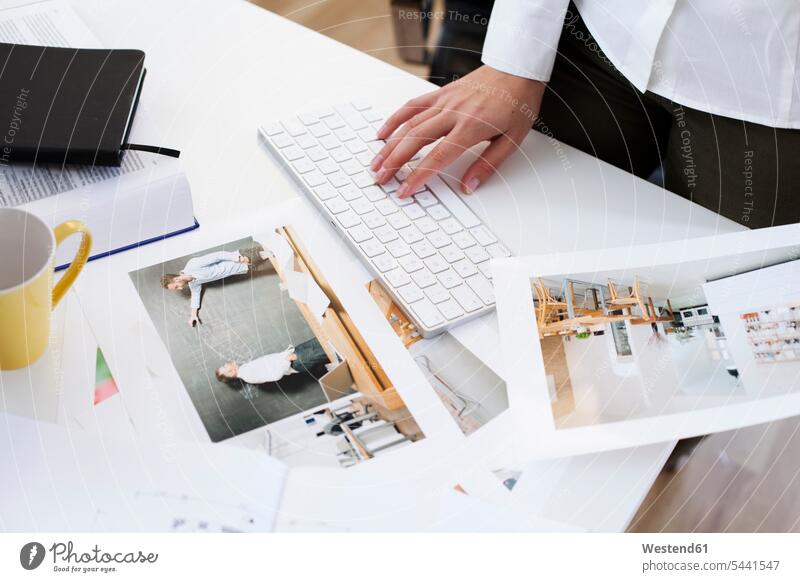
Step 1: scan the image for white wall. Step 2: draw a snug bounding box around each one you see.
[410,333,509,427]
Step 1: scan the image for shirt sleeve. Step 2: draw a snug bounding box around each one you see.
[184,250,241,272]
[189,280,201,309]
[481,0,570,82]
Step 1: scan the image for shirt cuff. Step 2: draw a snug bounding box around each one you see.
[481,0,570,82]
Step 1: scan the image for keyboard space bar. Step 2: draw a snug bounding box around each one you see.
[427,176,482,228]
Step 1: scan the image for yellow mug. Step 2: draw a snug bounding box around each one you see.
[0,208,92,370]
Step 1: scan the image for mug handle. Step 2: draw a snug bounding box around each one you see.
[52,220,93,308]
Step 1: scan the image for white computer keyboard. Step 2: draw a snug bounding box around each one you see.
[258,101,511,337]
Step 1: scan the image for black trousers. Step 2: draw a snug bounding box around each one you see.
[537,5,800,229]
[290,338,329,376]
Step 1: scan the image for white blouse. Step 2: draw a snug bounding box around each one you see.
[482,0,799,128]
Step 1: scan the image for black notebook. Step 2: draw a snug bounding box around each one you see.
[0,43,145,166]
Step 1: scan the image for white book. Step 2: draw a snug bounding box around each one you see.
[0,0,197,269]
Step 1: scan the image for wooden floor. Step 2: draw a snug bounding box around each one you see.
[252,0,428,78]
[248,0,800,533]
[630,416,800,532]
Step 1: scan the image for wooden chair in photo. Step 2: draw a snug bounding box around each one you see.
[534,279,568,328]
[606,277,649,320]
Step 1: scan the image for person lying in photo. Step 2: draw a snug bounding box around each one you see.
[215,338,330,384]
[161,242,269,326]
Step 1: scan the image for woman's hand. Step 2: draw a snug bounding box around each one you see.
[372,65,545,197]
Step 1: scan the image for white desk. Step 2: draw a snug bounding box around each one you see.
[63,0,743,531]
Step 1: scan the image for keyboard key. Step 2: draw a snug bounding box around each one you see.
[363,212,387,229]
[374,225,398,243]
[487,243,511,258]
[478,263,493,279]
[319,134,340,150]
[348,225,373,243]
[470,225,497,246]
[438,299,465,320]
[282,145,304,161]
[424,284,450,304]
[338,184,362,201]
[424,254,449,274]
[466,274,495,305]
[330,147,351,162]
[385,269,411,288]
[341,159,363,175]
[334,127,357,142]
[343,114,368,131]
[411,269,437,288]
[451,284,483,312]
[428,176,482,228]
[439,218,464,235]
[345,140,367,154]
[427,204,451,221]
[465,245,490,263]
[308,123,330,138]
[363,185,386,202]
[323,115,346,129]
[325,197,349,214]
[360,240,384,258]
[271,132,293,148]
[358,127,379,142]
[440,245,465,263]
[388,193,413,207]
[375,199,399,215]
[292,157,315,174]
[397,225,423,243]
[336,210,361,228]
[428,230,450,248]
[314,184,338,200]
[386,240,411,258]
[306,146,328,162]
[398,255,424,273]
[398,284,424,304]
[328,172,349,188]
[367,141,384,153]
[295,134,317,149]
[351,100,371,112]
[402,203,426,220]
[414,190,438,207]
[380,178,400,194]
[373,254,398,272]
[350,198,373,215]
[452,231,477,249]
[318,158,339,174]
[437,269,461,289]
[414,217,438,234]
[262,122,283,136]
[363,109,383,123]
[452,259,478,278]
[356,151,373,166]
[387,213,411,230]
[353,172,375,188]
[411,299,444,328]
[303,170,326,187]
[411,240,436,258]
[298,113,320,125]
[282,118,307,136]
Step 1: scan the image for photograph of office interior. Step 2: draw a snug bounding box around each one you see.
[530,250,800,430]
[130,227,424,466]
[366,278,508,436]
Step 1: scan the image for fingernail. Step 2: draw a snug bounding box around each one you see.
[396,182,410,198]
[465,177,480,194]
[375,168,388,183]
[370,154,384,171]
[378,123,388,136]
